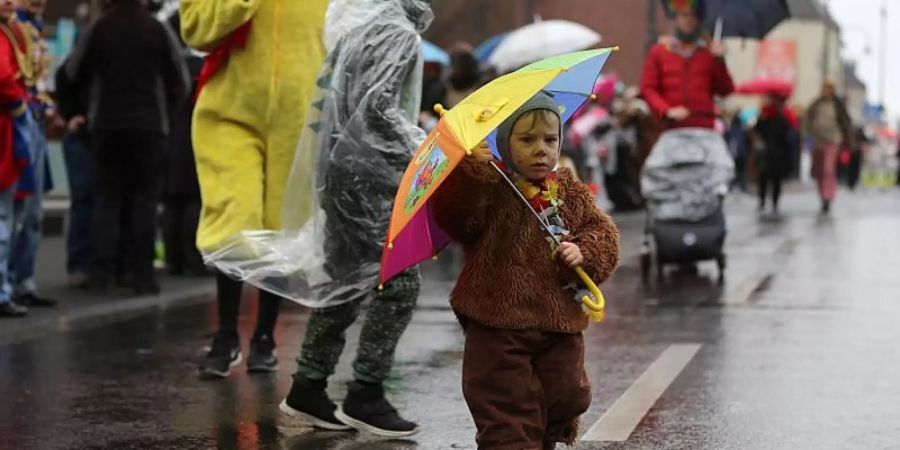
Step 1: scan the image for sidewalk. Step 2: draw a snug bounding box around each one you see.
[0,235,215,345]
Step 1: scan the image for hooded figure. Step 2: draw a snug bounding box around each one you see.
[208,0,432,308]
[282,0,431,437]
[180,0,329,379]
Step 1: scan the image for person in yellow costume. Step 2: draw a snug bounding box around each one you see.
[179,0,327,379]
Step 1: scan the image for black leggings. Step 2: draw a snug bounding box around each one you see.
[758,171,783,209]
[216,271,282,339]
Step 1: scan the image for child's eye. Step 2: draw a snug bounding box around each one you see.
[520,137,534,144]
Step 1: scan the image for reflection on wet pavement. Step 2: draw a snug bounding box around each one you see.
[3,190,900,449]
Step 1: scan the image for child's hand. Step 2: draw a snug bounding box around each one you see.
[470,140,494,163]
[556,242,584,269]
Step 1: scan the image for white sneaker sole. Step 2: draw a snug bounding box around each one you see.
[198,353,242,379]
[279,400,353,431]
[334,409,420,438]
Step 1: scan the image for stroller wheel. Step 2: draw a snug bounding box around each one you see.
[641,242,653,282]
[716,253,727,283]
[640,252,651,282]
[656,258,665,282]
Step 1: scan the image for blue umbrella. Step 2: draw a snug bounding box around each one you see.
[422,40,450,65]
[474,33,508,63]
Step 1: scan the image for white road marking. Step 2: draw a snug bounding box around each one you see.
[723,271,766,305]
[582,343,703,442]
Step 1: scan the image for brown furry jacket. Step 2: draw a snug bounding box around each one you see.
[432,158,620,333]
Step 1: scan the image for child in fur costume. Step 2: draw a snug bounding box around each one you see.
[432,93,621,450]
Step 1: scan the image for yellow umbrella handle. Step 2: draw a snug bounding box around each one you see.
[574,266,605,313]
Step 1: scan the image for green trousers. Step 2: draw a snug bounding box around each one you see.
[294,268,420,384]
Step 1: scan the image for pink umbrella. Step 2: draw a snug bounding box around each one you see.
[567,105,609,147]
[736,78,794,98]
[592,74,619,105]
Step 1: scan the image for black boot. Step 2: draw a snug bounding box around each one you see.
[280,377,352,431]
[336,381,419,437]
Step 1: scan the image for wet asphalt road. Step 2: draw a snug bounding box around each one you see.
[2,188,900,450]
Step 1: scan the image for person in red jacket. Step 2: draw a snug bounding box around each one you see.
[0,0,33,317]
[640,2,734,129]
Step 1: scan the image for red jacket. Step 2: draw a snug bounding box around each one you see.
[0,23,28,191]
[640,39,734,129]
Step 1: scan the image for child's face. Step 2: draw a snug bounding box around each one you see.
[509,110,561,181]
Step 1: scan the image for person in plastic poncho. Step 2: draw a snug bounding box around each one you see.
[179,0,328,378]
[276,0,431,437]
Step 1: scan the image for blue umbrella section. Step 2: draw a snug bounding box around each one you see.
[474,33,508,63]
[422,40,450,65]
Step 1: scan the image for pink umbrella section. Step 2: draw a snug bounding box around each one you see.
[380,199,452,283]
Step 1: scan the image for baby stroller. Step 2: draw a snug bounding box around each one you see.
[639,128,735,281]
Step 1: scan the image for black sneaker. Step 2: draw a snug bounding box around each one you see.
[198,332,241,379]
[17,293,57,307]
[336,381,419,437]
[280,377,353,431]
[0,301,27,317]
[247,334,278,373]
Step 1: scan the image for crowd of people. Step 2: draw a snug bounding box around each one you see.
[1,0,206,319]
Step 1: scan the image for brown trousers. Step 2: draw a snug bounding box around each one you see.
[462,320,591,450]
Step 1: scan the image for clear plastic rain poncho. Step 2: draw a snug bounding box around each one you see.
[205,0,431,307]
[640,128,735,221]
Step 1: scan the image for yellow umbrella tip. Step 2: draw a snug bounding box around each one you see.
[434,104,446,116]
[589,94,597,101]
[612,46,621,52]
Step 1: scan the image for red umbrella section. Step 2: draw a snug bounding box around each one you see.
[736,78,794,99]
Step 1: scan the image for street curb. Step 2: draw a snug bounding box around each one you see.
[0,283,216,346]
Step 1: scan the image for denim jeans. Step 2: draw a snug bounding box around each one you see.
[0,187,16,304]
[9,119,47,297]
[62,132,93,274]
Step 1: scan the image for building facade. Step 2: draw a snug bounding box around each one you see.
[426,0,669,85]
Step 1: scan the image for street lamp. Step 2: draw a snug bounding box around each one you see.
[879,0,887,107]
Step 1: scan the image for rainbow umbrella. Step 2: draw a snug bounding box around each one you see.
[380,47,619,322]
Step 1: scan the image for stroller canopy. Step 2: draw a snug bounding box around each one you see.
[641,128,735,222]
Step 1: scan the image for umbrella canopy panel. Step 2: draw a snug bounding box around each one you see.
[487,20,601,72]
[422,40,450,65]
[703,0,792,39]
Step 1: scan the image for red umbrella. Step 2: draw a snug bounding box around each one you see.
[736,78,794,98]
